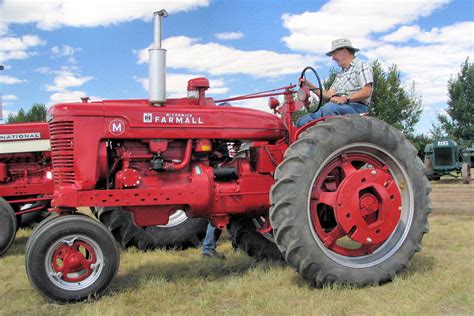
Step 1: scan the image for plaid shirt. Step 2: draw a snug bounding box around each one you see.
[330,57,373,105]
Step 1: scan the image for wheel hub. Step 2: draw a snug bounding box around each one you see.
[335,168,402,245]
[52,240,97,282]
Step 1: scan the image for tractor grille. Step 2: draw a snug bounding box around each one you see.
[49,121,75,185]
[434,148,454,166]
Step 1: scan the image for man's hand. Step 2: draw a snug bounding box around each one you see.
[329,95,348,104]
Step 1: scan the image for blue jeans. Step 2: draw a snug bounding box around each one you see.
[296,102,368,127]
[201,222,222,254]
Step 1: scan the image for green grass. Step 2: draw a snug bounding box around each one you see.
[1,214,473,315]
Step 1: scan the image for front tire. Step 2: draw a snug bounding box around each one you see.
[270,115,431,287]
[25,215,120,303]
[0,198,17,256]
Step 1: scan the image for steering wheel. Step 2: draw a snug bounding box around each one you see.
[298,66,323,113]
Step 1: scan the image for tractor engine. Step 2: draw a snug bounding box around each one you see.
[48,95,288,228]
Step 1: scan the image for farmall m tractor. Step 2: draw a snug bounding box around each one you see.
[25,11,431,302]
[0,122,53,255]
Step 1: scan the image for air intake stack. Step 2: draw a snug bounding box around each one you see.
[149,10,168,105]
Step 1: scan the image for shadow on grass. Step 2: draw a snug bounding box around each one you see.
[290,253,436,291]
[3,235,29,257]
[111,253,285,294]
[400,254,436,278]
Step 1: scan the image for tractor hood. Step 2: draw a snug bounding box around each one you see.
[48,98,288,142]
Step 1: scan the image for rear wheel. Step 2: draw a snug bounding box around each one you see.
[0,198,17,256]
[97,206,208,250]
[25,215,119,303]
[19,199,51,227]
[228,215,283,261]
[270,115,431,287]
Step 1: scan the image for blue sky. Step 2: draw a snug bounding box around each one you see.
[0,0,472,134]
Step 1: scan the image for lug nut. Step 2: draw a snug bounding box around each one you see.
[366,237,372,243]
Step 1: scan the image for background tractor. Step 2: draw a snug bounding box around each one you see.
[25,11,431,303]
[424,139,471,184]
[0,122,53,255]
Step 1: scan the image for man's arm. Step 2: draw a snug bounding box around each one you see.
[299,78,336,100]
[337,83,372,104]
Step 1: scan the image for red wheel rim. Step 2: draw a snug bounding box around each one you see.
[51,240,97,282]
[309,153,402,257]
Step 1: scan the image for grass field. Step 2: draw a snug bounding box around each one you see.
[0,180,472,315]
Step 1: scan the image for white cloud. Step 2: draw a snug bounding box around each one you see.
[382,25,423,43]
[138,36,319,78]
[0,21,7,36]
[1,109,17,121]
[231,98,273,114]
[35,67,52,74]
[2,94,17,101]
[49,90,88,104]
[0,75,25,84]
[0,34,45,62]
[383,22,473,46]
[215,32,244,40]
[46,70,93,92]
[135,73,229,98]
[51,45,80,58]
[365,23,473,106]
[281,0,450,54]
[0,0,209,30]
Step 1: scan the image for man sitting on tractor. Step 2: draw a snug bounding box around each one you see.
[296,38,373,127]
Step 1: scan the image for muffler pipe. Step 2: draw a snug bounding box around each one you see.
[149,10,168,105]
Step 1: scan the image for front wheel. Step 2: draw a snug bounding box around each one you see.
[25,215,120,303]
[270,115,431,287]
[0,198,17,256]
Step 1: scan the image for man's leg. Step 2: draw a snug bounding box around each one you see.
[296,110,324,127]
[296,102,368,127]
[201,222,225,259]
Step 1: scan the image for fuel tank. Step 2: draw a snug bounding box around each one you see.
[49,97,288,142]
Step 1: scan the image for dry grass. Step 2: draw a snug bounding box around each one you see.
[0,181,472,315]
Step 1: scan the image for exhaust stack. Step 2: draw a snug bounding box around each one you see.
[149,10,168,105]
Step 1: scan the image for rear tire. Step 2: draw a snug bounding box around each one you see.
[25,215,119,303]
[228,216,283,261]
[270,115,431,287]
[97,206,208,250]
[0,198,17,256]
[19,200,51,227]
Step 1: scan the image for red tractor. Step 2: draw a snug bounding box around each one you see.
[0,122,53,255]
[25,11,431,302]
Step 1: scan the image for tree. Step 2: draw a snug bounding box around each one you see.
[370,61,423,136]
[7,103,47,123]
[432,58,474,146]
